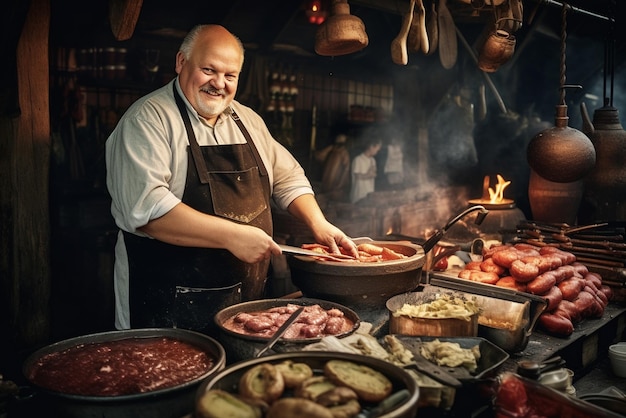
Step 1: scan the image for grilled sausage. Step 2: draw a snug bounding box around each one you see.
[539,312,574,337]
[526,272,557,295]
[557,276,585,301]
[543,285,563,312]
[510,259,539,283]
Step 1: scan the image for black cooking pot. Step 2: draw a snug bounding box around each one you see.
[21,328,226,418]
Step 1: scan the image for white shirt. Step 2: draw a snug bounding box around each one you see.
[105,78,313,329]
[350,153,376,203]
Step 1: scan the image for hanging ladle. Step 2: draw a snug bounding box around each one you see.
[516,356,566,379]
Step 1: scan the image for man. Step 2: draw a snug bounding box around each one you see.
[350,136,382,203]
[105,24,357,335]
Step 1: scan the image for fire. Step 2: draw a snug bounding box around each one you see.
[484,174,511,204]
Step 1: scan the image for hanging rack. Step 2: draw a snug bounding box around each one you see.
[530,0,613,22]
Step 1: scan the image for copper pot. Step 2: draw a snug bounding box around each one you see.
[478,29,515,72]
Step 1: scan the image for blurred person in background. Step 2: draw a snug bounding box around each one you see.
[350,135,382,204]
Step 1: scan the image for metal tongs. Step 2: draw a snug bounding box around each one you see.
[255,307,304,358]
[279,244,355,262]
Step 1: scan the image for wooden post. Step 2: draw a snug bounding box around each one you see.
[0,0,51,357]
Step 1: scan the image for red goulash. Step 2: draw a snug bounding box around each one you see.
[28,337,214,396]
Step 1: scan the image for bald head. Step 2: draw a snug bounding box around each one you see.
[180,24,245,68]
[175,24,245,124]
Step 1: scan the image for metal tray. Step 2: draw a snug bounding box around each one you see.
[392,335,510,381]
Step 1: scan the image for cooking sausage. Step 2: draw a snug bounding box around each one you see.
[552,265,576,284]
[581,288,605,318]
[557,276,585,301]
[244,317,275,332]
[491,248,521,269]
[584,272,603,288]
[594,286,609,306]
[573,290,596,317]
[357,243,384,255]
[513,243,541,253]
[555,299,578,322]
[510,259,540,283]
[543,254,564,270]
[599,285,614,302]
[468,270,500,285]
[526,271,557,295]
[480,257,506,275]
[495,276,527,292]
[538,312,574,337]
[483,244,513,259]
[571,262,589,277]
[324,316,346,335]
[520,255,554,274]
[539,247,576,265]
[301,324,324,338]
[458,269,472,280]
[543,285,563,312]
[465,261,483,271]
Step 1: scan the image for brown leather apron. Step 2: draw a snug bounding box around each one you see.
[123,85,272,336]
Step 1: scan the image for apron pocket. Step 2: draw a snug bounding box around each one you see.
[208,167,267,223]
[173,283,241,336]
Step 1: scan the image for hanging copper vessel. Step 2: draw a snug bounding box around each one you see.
[579,103,626,221]
[526,4,595,184]
[527,103,596,183]
[315,0,369,56]
[578,28,626,222]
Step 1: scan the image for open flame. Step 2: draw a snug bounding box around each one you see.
[475,174,513,205]
[487,174,511,203]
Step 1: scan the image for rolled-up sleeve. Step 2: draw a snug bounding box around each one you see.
[106,92,187,234]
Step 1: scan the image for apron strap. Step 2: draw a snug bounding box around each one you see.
[230,109,269,177]
[173,84,211,184]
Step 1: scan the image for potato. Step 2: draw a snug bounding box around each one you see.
[324,360,392,403]
[196,389,262,418]
[266,398,334,418]
[295,376,336,401]
[275,360,314,388]
[238,363,285,403]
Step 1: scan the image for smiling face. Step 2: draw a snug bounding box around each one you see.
[175,25,244,125]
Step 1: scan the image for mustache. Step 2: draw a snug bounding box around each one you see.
[201,86,226,96]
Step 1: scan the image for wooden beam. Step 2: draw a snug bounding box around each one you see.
[109,0,144,41]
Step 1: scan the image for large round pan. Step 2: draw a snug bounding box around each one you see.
[214,298,360,362]
[288,241,425,309]
[22,328,226,418]
[196,351,420,418]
